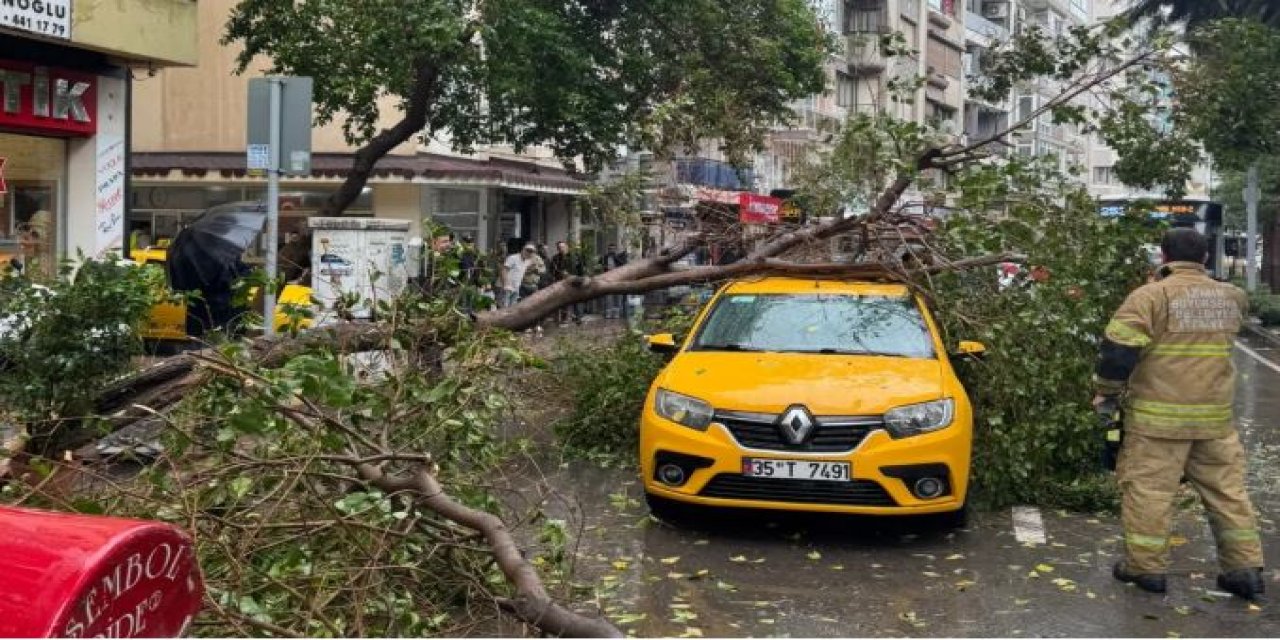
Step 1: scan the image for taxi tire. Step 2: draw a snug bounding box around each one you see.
[930,502,969,530]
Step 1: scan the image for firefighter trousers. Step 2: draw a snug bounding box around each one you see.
[1117,432,1264,574]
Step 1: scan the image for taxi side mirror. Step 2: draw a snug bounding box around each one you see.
[647,333,679,355]
[952,340,987,360]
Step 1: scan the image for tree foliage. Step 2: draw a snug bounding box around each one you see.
[223,0,831,214]
[1173,18,1280,172]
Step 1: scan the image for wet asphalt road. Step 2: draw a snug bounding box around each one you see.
[534,331,1280,637]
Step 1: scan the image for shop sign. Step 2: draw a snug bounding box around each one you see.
[739,193,783,225]
[0,0,71,40]
[0,59,96,137]
[95,137,126,255]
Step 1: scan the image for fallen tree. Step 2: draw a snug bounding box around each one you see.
[2,17,1202,638]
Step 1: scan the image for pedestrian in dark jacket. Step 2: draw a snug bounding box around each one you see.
[551,240,584,324]
[600,243,628,318]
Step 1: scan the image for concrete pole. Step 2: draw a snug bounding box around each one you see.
[264,78,282,337]
[1246,162,1260,292]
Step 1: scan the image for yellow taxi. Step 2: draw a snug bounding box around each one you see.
[131,247,313,341]
[640,277,985,526]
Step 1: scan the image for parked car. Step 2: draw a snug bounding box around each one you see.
[131,247,312,342]
[639,277,984,527]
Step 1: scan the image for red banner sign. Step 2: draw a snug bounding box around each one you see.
[739,193,783,224]
[0,59,97,137]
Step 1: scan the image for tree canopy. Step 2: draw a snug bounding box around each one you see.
[223,0,832,215]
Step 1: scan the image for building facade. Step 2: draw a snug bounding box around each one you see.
[128,0,586,261]
[0,0,197,272]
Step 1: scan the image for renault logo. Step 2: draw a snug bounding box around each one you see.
[777,405,815,445]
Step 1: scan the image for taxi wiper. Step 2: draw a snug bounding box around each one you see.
[812,348,908,357]
[699,342,760,352]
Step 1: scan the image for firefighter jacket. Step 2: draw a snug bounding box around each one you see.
[1096,262,1247,439]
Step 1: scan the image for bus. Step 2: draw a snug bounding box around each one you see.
[1097,196,1229,280]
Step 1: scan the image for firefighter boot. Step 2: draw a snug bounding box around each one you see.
[1113,561,1167,594]
[1217,568,1266,601]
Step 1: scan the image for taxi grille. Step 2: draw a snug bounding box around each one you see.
[699,474,897,506]
[715,411,880,453]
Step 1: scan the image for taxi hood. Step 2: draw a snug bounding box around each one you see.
[656,351,945,416]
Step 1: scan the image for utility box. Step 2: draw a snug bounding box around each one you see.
[309,217,413,321]
[0,505,203,638]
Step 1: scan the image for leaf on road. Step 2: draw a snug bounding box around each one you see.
[613,613,647,625]
[871,563,885,569]
[661,556,681,565]
[679,627,703,638]
[1170,535,1188,547]
[694,539,709,545]
[923,571,943,578]
[1174,606,1191,616]
[946,553,966,560]
[667,572,689,580]
[1014,598,1030,606]
[759,619,776,625]
[1027,570,1040,578]
[692,569,711,579]
[807,550,822,560]
[955,580,977,590]
[831,564,845,571]
[715,580,737,592]
[1035,564,1055,573]
[1249,603,1263,613]
[612,560,630,570]
[730,555,748,563]
[1051,577,1077,592]
[899,611,927,629]
[1086,591,1097,599]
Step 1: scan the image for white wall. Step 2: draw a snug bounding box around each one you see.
[373,183,424,237]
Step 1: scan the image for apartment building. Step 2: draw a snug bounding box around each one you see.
[129,0,586,257]
[1,0,197,268]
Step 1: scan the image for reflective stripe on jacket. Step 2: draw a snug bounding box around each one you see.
[1098,262,1246,439]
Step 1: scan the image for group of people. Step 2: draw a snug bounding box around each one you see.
[497,240,630,323]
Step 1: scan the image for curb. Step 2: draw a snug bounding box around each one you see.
[1242,320,1280,348]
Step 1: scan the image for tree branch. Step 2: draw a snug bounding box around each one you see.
[349,460,623,638]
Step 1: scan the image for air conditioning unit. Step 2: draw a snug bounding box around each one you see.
[982,2,1010,19]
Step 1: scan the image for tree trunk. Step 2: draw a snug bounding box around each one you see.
[316,62,442,217]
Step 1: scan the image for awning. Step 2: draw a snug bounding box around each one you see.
[131,152,587,194]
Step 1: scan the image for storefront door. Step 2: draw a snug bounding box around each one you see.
[0,133,65,275]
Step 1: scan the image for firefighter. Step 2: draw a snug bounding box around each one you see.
[1094,227,1265,599]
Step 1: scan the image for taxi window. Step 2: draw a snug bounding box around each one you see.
[691,293,935,358]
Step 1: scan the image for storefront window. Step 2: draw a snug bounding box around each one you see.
[0,133,64,278]
[432,188,481,240]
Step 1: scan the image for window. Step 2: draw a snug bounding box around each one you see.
[0,132,64,278]
[1016,96,1036,122]
[1094,166,1115,185]
[431,188,482,239]
[692,294,936,358]
[847,2,885,33]
[927,37,962,78]
[836,72,855,107]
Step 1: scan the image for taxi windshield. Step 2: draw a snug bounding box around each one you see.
[691,293,935,358]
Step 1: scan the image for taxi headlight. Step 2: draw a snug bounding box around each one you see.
[654,389,714,430]
[884,399,955,438]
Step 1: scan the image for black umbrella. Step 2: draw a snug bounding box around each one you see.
[167,201,267,293]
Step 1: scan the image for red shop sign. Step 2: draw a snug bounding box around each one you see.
[739,192,783,224]
[0,505,203,638]
[0,59,97,137]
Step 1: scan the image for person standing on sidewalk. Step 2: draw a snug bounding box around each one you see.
[1094,227,1265,599]
[499,244,537,308]
[551,240,584,325]
[600,243,628,319]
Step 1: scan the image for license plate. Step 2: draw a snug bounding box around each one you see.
[742,458,851,481]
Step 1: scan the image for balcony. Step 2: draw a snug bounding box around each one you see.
[965,9,1009,41]
[847,34,887,76]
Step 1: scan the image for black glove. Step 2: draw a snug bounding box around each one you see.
[1097,397,1123,472]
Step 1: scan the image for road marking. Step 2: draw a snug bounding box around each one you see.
[1235,340,1280,375]
[1012,506,1047,545]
